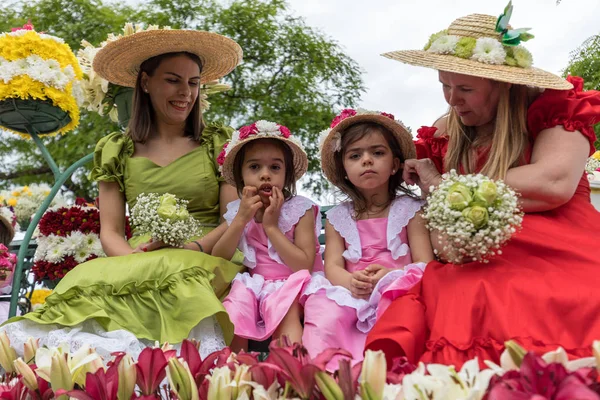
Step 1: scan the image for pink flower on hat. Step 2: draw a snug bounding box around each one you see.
[238,123,258,140]
[216,142,228,167]
[279,125,291,138]
[381,112,395,120]
[330,109,357,128]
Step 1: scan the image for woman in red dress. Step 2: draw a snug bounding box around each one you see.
[366,6,600,369]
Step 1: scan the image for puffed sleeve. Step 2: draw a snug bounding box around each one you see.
[202,123,234,183]
[415,126,448,173]
[527,76,600,155]
[89,132,134,192]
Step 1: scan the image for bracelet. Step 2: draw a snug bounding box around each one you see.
[192,241,204,253]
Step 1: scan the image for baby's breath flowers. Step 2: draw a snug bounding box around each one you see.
[130,193,201,248]
[423,170,523,264]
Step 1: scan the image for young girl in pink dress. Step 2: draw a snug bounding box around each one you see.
[302,109,434,369]
[213,120,323,350]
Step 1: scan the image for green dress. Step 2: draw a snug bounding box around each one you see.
[4,123,244,349]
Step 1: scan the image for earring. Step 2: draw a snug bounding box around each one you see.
[143,88,148,93]
[344,176,348,180]
[392,170,396,174]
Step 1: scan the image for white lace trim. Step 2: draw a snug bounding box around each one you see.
[232,272,287,302]
[326,202,361,263]
[356,262,427,333]
[387,196,424,260]
[224,199,256,268]
[268,196,320,264]
[326,197,423,262]
[0,316,225,361]
[225,196,320,268]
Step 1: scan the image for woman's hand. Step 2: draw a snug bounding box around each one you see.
[262,187,284,230]
[235,186,263,225]
[132,238,169,253]
[402,158,443,196]
[349,270,373,299]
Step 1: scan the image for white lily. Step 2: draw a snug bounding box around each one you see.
[23,337,39,365]
[0,331,17,373]
[206,366,233,400]
[34,343,103,386]
[117,353,136,400]
[360,350,387,400]
[13,358,37,390]
[382,383,403,400]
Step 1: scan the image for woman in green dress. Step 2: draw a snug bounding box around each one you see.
[1,28,245,358]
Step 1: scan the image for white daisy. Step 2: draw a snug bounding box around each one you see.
[471,38,507,65]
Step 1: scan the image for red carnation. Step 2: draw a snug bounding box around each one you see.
[330,109,357,128]
[279,125,291,138]
[216,148,227,166]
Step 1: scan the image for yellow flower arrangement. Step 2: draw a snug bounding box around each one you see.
[0,23,83,138]
[28,288,53,310]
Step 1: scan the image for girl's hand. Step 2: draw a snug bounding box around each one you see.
[402,158,443,196]
[365,264,391,285]
[263,187,284,230]
[349,270,373,299]
[132,238,169,253]
[236,186,263,224]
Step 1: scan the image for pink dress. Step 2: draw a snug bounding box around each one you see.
[222,195,323,341]
[302,196,425,368]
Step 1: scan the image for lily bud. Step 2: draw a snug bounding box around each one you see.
[50,353,73,399]
[117,354,137,400]
[166,357,198,400]
[0,331,17,373]
[360,350,386,400]
[14,358,38,390]
[315,371,344,400]
[23,337,39,365]
[505,340,527,368]
[231,364,251,399]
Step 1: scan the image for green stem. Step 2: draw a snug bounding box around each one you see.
[28,130,61,181]
[9,152,94,318]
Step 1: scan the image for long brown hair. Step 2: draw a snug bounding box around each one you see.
[128,52,205,143]
[444,83,531,179]
[232,139,297,199]
[332,122,417,218]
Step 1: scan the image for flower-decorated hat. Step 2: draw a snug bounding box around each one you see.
[383,2,572,90]
[0,206,17,242]
[93,27,242,87]
[217,120,308,187]
[319,109,416,187]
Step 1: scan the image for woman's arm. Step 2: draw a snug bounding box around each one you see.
[184,183,239,254]
[265,209,316,272]
[505,126,589,212]
[98,181,133,256]
[407,211,435,263]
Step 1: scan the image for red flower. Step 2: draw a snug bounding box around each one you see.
[381,112,395,120]
[330,109,357,128]
[279,125,291,138]
[216,147,227,166]
[238,123,258,140]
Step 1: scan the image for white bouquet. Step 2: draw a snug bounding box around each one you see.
[0,183,66,229]
[423,170,523,263]
[130,193,201,247]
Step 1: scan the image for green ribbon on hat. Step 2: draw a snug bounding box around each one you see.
[495,1,535,46]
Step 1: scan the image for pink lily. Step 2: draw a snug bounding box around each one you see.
[135,348,168,397]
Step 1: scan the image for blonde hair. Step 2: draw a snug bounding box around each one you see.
[444,83,531,179]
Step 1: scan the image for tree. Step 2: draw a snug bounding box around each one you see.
[0,0,365,198]
[563,34,600,149]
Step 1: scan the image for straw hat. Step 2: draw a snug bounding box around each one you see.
[383,5,572,90]
[319,109,416,187]
[217,120,308,187]
[93,29,242,87]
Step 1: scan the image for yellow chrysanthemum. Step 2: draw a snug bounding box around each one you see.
[7,198,17,207]
[0,29,82,138]
[592,151,600,161]
[28,288,53,305]
[11,191,20,197]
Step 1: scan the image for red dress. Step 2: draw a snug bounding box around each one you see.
[365,76,600,369]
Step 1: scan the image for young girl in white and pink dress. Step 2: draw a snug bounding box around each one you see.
[213,120,323,350]
[302,109,434,369]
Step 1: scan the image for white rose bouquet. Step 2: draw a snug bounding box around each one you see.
[130,193,201,248]
[423,170,523,263]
